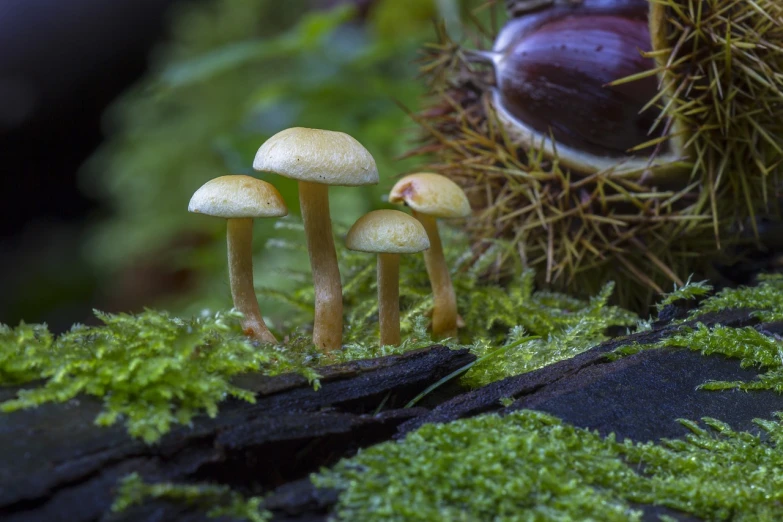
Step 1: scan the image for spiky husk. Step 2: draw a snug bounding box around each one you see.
[407,1,783,311]
[647,0,783,240]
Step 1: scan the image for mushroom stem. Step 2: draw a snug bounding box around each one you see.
[227,218,277,344]
[299,180,343,351]
[377,252,401,347]
[413,210,458,339]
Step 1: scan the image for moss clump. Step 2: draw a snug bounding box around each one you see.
[313,409,783,521]
[690,273,783,322]
[655,277,713,311]
[266,316,444,369]
[309,273,783,520]
[112,473,270,522]
[463,282,637,388]
[0,322,54,385]
[0,309,318,443]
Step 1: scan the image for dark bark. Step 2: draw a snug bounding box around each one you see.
[0,346,473,522]
[397,308,762,435]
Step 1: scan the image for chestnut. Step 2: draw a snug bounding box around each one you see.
[492,12,664,157]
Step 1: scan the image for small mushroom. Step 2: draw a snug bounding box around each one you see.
[346,210,430,347]
[188,175,287,344]
[389,173,471,339]
[254,127,378,352]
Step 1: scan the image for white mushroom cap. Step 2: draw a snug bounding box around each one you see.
[188,175,288,218]
[346,210,430,254]
[389,172,471,218]
[253,127,379,186]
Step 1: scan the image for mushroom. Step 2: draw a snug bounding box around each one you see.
[253,127,378,352]
[389,173,471,339]
[345,210,430,347]
[188,175,287,344]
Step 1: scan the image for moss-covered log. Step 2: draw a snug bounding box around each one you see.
[398,308,769,437]
[5,304,783,521]
[0,346,473,522]
[266,307,783,521]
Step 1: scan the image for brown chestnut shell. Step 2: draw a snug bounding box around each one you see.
[488,2,688,175]
[496,15,661,156]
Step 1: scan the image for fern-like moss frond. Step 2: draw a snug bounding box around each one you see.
[0,309,318,443]
[313,409,783,521]
[112,473,270,522]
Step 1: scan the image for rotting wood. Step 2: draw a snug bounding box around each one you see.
[0,346,473,522]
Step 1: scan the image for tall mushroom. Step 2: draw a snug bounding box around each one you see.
[188,175,287,344]
[345,210,430,347]
[253,127,378,352]
[389,173,471,339]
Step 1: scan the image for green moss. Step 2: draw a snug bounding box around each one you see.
[0,322,54,385]
[313,409,783,521]
[656,277,713,311]
[2,217,639,447]
[616,324,783,394]
[6,226,631,444]
[261,316,442,370]
[690,273,783,322]
[0,309,318,443]
[612,273,783,394]
[112,473,270,521]
[462,283,637,388]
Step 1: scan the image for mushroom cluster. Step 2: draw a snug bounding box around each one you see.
[189,128,471,351]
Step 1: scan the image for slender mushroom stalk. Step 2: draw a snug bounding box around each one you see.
[298,180,342,350]
[377,252,401,346]
[254,127,379,352]
[188,175,288,344]
[346,210,430,347]
[389,173,471,339]
[411,210,457,338]
[227,218,276,344]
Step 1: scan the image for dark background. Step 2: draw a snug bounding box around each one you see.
[0,0,382,331]
[0,0,199,329]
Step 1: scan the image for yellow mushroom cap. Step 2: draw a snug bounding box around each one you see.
[346,210,430,254]
[188,175,288,218]
[253,127,379,186]
[389,172,471,218]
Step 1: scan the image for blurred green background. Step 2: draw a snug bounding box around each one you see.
[2,0,488,330]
